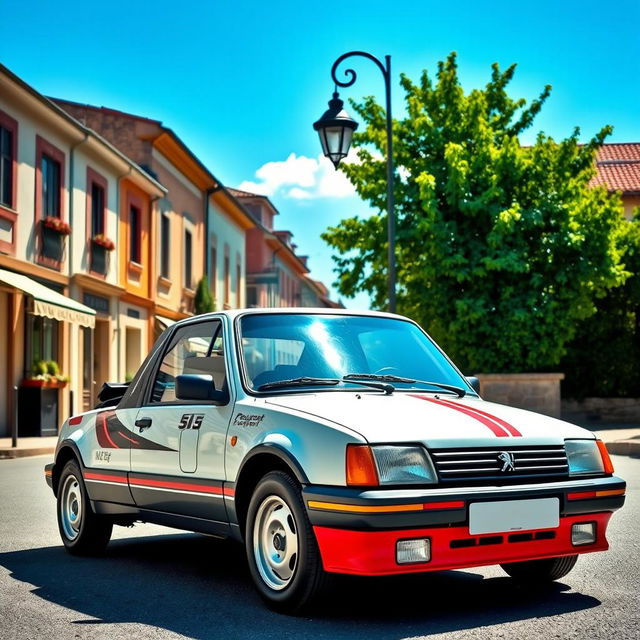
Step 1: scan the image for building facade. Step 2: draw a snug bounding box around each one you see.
[229,188,342,309]
[51,101,256,318]
[0,65,165,435]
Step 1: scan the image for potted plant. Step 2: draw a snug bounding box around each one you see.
[22,360,69,388]
[91,233,115,274]
[41,217,71,261]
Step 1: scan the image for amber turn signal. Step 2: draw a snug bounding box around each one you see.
[346,444,379,486]
[596,440,615,474]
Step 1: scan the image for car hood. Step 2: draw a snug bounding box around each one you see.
[265,391,591,447]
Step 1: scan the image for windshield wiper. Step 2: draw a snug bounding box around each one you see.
[343,373,466,397]
[256,377,340,391]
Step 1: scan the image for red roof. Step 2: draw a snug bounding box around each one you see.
[593,143,640,194]
[227,187,264,199]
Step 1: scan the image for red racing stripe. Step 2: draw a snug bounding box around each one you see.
[85,472,128,484]
[128,477,225,495]
[435,396,522,437]
[411,395,509,437]
[98,412,119,449]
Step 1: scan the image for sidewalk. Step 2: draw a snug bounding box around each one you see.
[0,436,57,460]
[592,426,640,457]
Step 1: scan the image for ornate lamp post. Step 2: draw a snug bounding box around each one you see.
[313,51,396,313]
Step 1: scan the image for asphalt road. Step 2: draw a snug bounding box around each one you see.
[0,455,638,640]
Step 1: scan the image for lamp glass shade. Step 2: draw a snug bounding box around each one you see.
[313,92,358,169]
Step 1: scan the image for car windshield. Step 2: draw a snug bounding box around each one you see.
[239,313,472,394]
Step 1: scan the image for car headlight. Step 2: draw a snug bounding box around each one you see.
[371,445,437,485]
[565,439,606,476]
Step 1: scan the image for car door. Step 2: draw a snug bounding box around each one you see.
[129,317,233,523]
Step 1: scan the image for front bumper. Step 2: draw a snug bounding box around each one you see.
[314,512,612,576]
[304,475,625,576]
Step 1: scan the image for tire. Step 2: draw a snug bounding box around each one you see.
[245,471,328,613]
[57,460,113,556]
[500,555,578,582]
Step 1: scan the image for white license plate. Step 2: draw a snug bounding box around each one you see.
[469,498,559,535]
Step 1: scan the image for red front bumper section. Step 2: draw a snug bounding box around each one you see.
[314,512,612,576]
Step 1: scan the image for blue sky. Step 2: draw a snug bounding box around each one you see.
[2,0,639,309]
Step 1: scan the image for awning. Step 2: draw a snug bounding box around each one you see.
[0,268,96,328]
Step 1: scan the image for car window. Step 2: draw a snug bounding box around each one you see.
[239,314,469,392]
[243,337,305,385]
[150,320,224,403]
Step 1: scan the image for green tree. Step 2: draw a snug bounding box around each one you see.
[194,276,215,315]
[322,53,628,372]
[561,214,640,397]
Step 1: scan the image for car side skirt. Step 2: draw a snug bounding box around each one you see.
[314,512,612,576]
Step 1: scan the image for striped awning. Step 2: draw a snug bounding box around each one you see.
[0,268,96,328]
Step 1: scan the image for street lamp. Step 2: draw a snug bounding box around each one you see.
[313,51,396,313]
[313,92,358,169]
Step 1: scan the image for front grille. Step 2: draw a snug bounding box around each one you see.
[431,445,568,485]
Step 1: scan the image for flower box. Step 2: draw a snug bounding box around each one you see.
[21,378,68,389]
[42,216,71,235]
[92,234,115,251]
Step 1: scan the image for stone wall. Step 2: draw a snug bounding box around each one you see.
[476,373,565,418]
[562,397,640,424]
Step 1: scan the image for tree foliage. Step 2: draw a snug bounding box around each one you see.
[561,215,640,397]
[194,276,215,315]
[322,53,628,373]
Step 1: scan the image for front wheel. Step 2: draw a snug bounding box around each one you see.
[57,460,112,555]
[245,471,327,613]
[500,555,578,582]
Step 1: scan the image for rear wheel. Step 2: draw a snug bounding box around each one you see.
[500,555,578,581]
[245,471,327,613]
[57,460,112,555]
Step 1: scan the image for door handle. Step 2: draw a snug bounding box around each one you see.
[135,417,152,430]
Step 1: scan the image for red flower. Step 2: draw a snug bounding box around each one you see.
[42,216,71,235]
[92,234,115,251]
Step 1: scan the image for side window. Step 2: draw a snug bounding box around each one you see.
[150,320,225,403]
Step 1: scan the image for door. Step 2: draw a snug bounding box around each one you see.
[129,318,233,523]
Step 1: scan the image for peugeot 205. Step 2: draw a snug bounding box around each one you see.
[45,309,626,612]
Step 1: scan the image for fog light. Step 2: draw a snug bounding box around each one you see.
[396,538,431,564]
[572,522,596,546]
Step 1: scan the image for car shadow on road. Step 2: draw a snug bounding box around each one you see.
[0,532,601,639]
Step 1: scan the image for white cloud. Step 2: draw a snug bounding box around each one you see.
[237,150,360,200]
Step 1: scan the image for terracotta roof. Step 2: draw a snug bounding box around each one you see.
[227,187,265,198]
[593,143,640,193]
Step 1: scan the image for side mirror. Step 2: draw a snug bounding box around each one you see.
[466,376,481,395]
[175,374,227,404]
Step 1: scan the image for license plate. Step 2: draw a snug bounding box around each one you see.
[469,498,559,535]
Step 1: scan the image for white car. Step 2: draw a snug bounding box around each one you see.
[45,309,626,612]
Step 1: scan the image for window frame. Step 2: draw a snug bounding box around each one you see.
[86,167,108,278]
[159,211,171,280]
[183,226,193,290]
[224,244,230,308]
[143,317,229,406]
[0,109,17,255]
[129,204,142,265]
[35,135,66,268]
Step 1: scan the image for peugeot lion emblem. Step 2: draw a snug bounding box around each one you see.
[497,451,515,472]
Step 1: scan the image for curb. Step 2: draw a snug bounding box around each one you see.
[605,440,640,458]
[0,447,55,460]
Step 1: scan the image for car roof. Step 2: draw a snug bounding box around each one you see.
[173,307,412,326]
